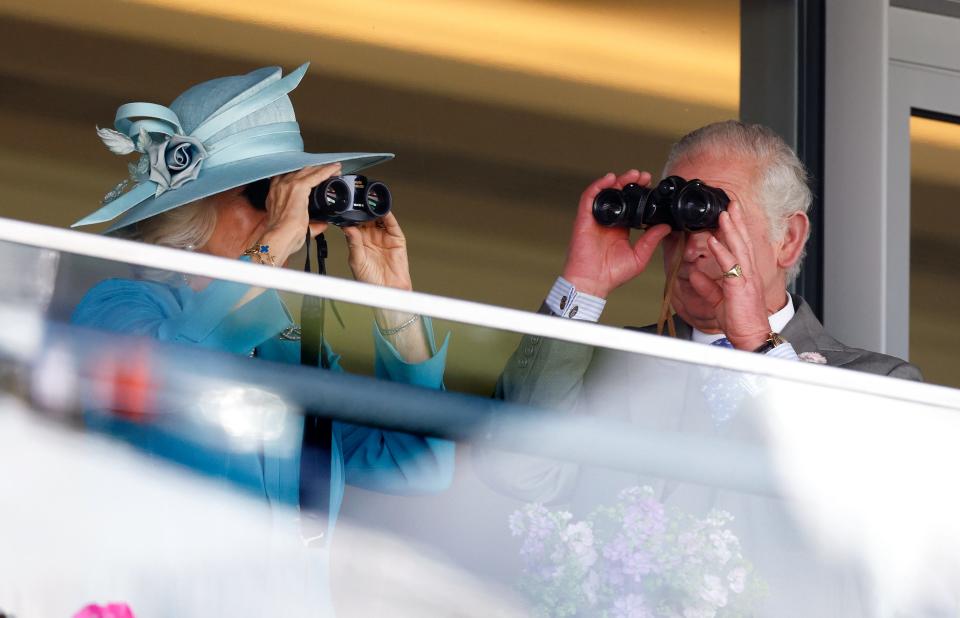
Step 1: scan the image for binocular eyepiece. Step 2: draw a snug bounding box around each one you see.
[243,174,392,227]
[310,175,391,226]
[592,176,729,232]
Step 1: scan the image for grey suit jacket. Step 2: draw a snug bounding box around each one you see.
[631,295,922,380]
[487,295,920,458]
[473,295,922,617]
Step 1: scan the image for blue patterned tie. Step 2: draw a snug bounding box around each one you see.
[701,338,743,426]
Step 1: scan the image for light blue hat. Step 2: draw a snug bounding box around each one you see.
[73,63,393,232]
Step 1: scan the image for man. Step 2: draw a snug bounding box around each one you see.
[541,119,919,376]
[476,121,921,617]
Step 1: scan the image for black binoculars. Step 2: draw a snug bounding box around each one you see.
[244,174,392,227]
[592,175,729,232]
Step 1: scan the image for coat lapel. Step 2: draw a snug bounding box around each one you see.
[635,296,862,368]
[775,296,862,367]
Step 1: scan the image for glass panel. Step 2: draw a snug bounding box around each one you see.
[910,114,960,388]
[4,238,958,617]
[0,0,738,324]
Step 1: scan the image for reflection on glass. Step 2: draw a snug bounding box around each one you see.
[5,237,960,617]
[0,241,59,311]
[196,386,291,443]
[910,115,960,388]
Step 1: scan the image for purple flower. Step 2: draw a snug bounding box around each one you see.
[621,548,657,582]
[509,486,762,617]
[683,606,717,618]
[611,593,654,618]
[728,566,747,594]
[563,521,597,568]
[511,504,571,567]
[708,528,738,565]
[582,570,601,606]
[699,574,728,609]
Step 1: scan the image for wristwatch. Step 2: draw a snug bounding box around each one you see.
[752,331,787,354]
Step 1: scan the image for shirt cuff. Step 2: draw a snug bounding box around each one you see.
[545,276,606,322]
[372,316,450,389]
[765,342,799,361]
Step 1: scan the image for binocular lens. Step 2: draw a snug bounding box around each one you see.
[252,174,392,226]
[683,193,709,218]
[364,182,392,217]
[321,179,351,213]
[593,189,627,226]
[674,182,727,232]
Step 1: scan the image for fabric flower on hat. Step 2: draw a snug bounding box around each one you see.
[146,134,207,196]
[94,126,206,204]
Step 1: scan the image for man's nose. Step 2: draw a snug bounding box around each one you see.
[682,231,712,262]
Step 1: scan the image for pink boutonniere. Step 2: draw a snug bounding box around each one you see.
[799,351,827,364]
[73,603,135,618]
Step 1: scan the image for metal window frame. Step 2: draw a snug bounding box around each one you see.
[740,0,826,319]
[824,2,960,360]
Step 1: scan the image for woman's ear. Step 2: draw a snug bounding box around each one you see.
[776,211,810,273]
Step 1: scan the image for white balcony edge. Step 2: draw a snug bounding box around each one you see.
[2,216,958,411]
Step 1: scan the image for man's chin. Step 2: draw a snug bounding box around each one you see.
[672,294,720,332]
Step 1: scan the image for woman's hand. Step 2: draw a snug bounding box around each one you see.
[257,163,340,265]
[341,212,413,290]
[342,213,432,362]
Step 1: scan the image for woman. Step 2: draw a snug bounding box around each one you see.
[69,64,454,546]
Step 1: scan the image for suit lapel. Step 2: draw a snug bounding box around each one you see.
[780,296,862,366]
[633,296,862,367]
[780,296,829,355]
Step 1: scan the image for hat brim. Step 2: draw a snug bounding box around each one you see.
[103,151,393,233]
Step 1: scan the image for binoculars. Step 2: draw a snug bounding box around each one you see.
[244,174,392,227]
[592,176,729,232]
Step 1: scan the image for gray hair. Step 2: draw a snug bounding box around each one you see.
[117,199,218,282]
[124,199,218,252]
[663,120,812,283]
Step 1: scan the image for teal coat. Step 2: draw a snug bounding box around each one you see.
[71,261,454,535]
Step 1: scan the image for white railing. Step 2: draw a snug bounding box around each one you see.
[2,216,959,412]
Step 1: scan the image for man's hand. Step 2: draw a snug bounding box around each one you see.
[688,201,773,351]
[561,170,672,298]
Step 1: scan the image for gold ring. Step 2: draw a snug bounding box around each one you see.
[722,263,743,278]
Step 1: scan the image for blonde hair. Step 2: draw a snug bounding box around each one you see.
[116,199,218,283]
[127,199,218,251]
[664,120,812,283]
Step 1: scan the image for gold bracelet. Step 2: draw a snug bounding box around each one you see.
[242,242,277,266]
[377,314,420,336]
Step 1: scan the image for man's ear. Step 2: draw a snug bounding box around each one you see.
[777,211,810,272]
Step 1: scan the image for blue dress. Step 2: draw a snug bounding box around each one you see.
[71,260,455,537]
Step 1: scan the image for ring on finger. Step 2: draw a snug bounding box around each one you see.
[722,263,743,278]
